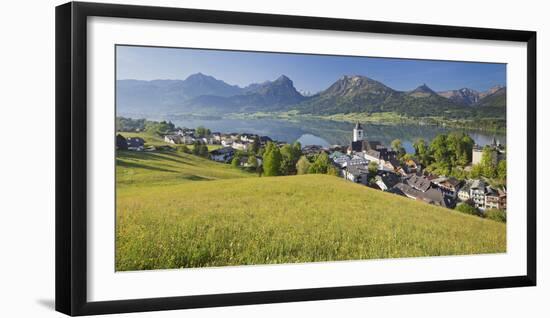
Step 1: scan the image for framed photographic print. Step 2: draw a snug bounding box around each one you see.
[55,1,536,316]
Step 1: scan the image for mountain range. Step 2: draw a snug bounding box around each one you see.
[184,75,307,113]
[116,73,506,119]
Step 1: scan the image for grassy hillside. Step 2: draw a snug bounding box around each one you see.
[117,150,253,187]
[116,152,506,271]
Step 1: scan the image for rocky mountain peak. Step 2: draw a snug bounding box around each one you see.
[408,84,437,97]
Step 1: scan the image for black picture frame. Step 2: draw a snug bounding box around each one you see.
[55,1,537,316]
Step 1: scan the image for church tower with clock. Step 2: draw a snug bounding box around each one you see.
[353,122,364,142]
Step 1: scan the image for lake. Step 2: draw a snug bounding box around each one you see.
[166,116,505,153]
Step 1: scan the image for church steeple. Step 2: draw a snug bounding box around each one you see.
[353,122,364,142]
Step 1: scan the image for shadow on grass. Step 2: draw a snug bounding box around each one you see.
[151,151,198,166]
[179,175,214,181]
[116,159,178,173]
[117,151,196,166]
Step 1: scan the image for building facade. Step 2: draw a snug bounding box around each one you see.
[469,179,487,209]
[352,122,363,142]
[472,138,506,166]
[484,187,507,210]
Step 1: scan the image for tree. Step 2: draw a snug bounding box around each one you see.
[402,153,414,161]
[484,209,506,223]
[427,132,476,175]
[391,139,406,159]
[368,160,379,176]
[195,126,211,138]
[430,134,450,166]
[292,142,302,158]
[457,150,469,167]
[413,138,431,166]
[247,155,258,169]
[177,144,190,153]
[460,134,475,165]
[257,146,266,157]
[231,155,241,168]
[426,161,451,177]
[251,138,261,154]
[497,160,507,181]
[326,165,340,177]
[279,142,302,175]
[192,140,209,157]
[470,163,484,179]
[279,144,293,175]
[455,202,479,216]
[446,133,461,166]
[480,147,497,178]
[437,132,474,168]
[308,152,330,174]
[116,117,146,132]
[450,167,468,180]
[264,141,275,154]
[192,140,201,156]
[296,156,311,175]
[262,142,282,176]
[145,120,175,135]
[199,144,209,158]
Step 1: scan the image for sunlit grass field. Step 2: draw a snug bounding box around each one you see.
[117,150,251,187]
[116,151,506,271]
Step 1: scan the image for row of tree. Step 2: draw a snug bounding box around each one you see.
[115,117,177,135]
[145,120,176,136]
[191,140,209,157]
[386,132,507,185]
[176,141,209,158]
[411,132,475,175]
[116,117,147,132]
[231,153,259,170]
[116,117,217,141]
[258,142,344,178]
[295,153,339,176]
[195,126,211,138]
[185,127,505,185]
[470,147,506,182]
[455,202,506,223]
[262,142,302,176]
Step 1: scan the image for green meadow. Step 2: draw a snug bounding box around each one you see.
[116,148,506,271]
[117,150,250,187]
[119,131,222,151]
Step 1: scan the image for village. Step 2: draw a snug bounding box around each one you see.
[116,122,507,218]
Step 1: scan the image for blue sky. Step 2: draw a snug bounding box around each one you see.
[116,45,506,93]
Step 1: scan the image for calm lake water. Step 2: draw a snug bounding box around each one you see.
[167,116,505,153]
